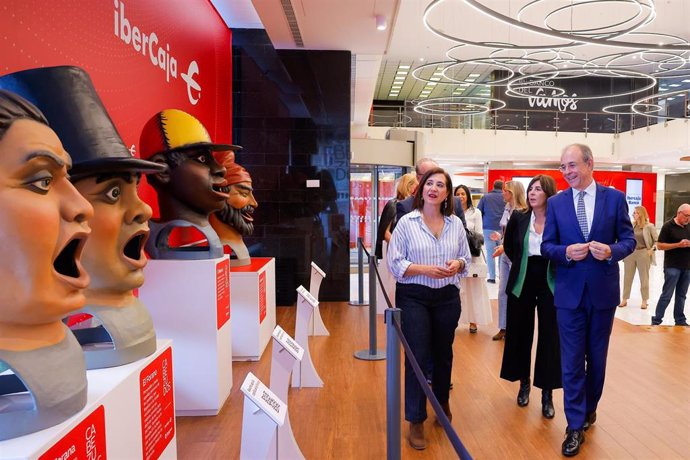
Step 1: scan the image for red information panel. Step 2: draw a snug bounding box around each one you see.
[259,271,267,324]
[216,258,231,329]
[39,405,106,460]
[139,347,175,460]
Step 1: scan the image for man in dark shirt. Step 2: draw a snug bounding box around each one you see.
[477,180,504,283]
[651,203,690,326]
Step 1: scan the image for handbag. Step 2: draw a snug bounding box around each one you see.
[465,228,484,257]
[467,253,488,278]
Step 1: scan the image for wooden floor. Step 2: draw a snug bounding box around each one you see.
[176,301,690,459]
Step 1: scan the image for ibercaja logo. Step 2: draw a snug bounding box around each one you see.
[114,0,201,105]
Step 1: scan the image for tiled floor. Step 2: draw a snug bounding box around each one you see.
[352,251,688,327]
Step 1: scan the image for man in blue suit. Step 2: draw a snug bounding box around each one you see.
[541,144,635,457]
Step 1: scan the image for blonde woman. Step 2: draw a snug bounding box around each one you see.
[490,180,528,340]
[375,172,417,259]
[619,206,658,309]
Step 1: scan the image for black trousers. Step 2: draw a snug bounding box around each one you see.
[500,256,562,390]
[396,283,461,423]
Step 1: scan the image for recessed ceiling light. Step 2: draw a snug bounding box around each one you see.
[428,82,438,86]
[396,70,408,75]
[430,77,441,81]
[419,57,426,62]
[398,65,410,70]
[469,73,480,77]
[466,78,476,82]
[669,84,681,87]
[460,84,470,87]
[660,88,668,91]
[667,97,675,100]
[682,79,690,83]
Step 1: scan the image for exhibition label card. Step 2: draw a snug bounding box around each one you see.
[259,271,267,324]
[272,325,304,361]
[296,285,318,308]
[216,258,231,329]
[39,405,106,460]
[240,372,286,426]
[140,346,175,460]
[310,262,326,278]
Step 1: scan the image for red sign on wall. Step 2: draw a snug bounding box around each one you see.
[139,346,175,460]
[216,258,230,329]
[39,405,107,460]
[259,271,267,324]
[0,0,232,217]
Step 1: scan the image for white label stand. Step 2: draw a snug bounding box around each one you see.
[308,262,330,336]
[240,372,285,460]
[269,326,305,460]
[291,286,324,388]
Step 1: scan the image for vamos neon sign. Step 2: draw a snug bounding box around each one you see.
[113,0,201,105]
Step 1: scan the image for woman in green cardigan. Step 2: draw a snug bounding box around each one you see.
[500,174,562,419]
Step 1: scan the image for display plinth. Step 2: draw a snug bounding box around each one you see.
[291,287,324,388]
[240,372,286,460]
[230,257,276,361]
[140,256,232,416]
[308,262,330,336]
[270,327,305,460]
[0,340,176,460]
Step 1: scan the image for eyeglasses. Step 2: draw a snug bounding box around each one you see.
[558,161,585,172]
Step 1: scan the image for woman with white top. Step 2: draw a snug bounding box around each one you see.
[455,184,492,333]
[499,175,562,419]
[388,167,471,451]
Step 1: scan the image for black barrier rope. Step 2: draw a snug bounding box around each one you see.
[363,241,472,459]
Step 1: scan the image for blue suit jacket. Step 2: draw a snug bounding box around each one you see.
[541,183,635,309]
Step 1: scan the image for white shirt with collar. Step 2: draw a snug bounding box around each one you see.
[571,180,597,235]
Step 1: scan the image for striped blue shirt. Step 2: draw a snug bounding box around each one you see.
[387,210,471,289]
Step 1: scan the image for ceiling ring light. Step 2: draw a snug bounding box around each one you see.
[424,0,584,50]
[506,67,657,100]
[602,102,662,115]
[459,0,690,51]
[414,96,506,116]
[520,0,654,38]
[631,89,690,119]
[410,60,458,85]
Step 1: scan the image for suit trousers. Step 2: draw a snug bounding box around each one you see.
[622,248,652,300]
[556,287,616,430]
[500,257,562,390]
[396,283,461,423]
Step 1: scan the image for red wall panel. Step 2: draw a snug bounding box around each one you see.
[0,0,232,216]
[487,169,658,223]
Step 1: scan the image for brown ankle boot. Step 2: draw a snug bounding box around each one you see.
[408,422,426,450]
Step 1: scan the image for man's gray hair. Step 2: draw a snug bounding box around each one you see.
[415,157,438,174]
[564,143,593,163]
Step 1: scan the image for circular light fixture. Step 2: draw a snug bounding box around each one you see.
[414,96,506,116]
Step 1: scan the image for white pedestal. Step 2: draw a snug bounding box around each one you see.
[270,327,305,460]
[230,258,277,361]
[308,262,330,336]
[140,256,232,416]
[291,287,324,388]
[0,341,176,460]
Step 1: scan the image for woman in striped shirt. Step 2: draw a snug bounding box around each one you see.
[387,167,471,450]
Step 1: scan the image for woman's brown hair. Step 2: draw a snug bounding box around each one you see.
[412,167,454,216]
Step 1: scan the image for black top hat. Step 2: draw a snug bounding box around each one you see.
[0,66,165,180]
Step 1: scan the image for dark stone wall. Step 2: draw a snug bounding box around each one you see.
[232,29,350,305]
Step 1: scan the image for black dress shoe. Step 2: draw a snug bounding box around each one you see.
[562,428,585,457]
[541,389,555,419]
[517,378,530,407]
[583,411,597,430]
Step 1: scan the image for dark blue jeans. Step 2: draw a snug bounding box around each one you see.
[396,283,461,423]
[652,268,690,325]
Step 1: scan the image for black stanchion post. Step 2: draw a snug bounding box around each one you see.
[385,308,401,460]
[354,254,385,361]
[349,237,368,306]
